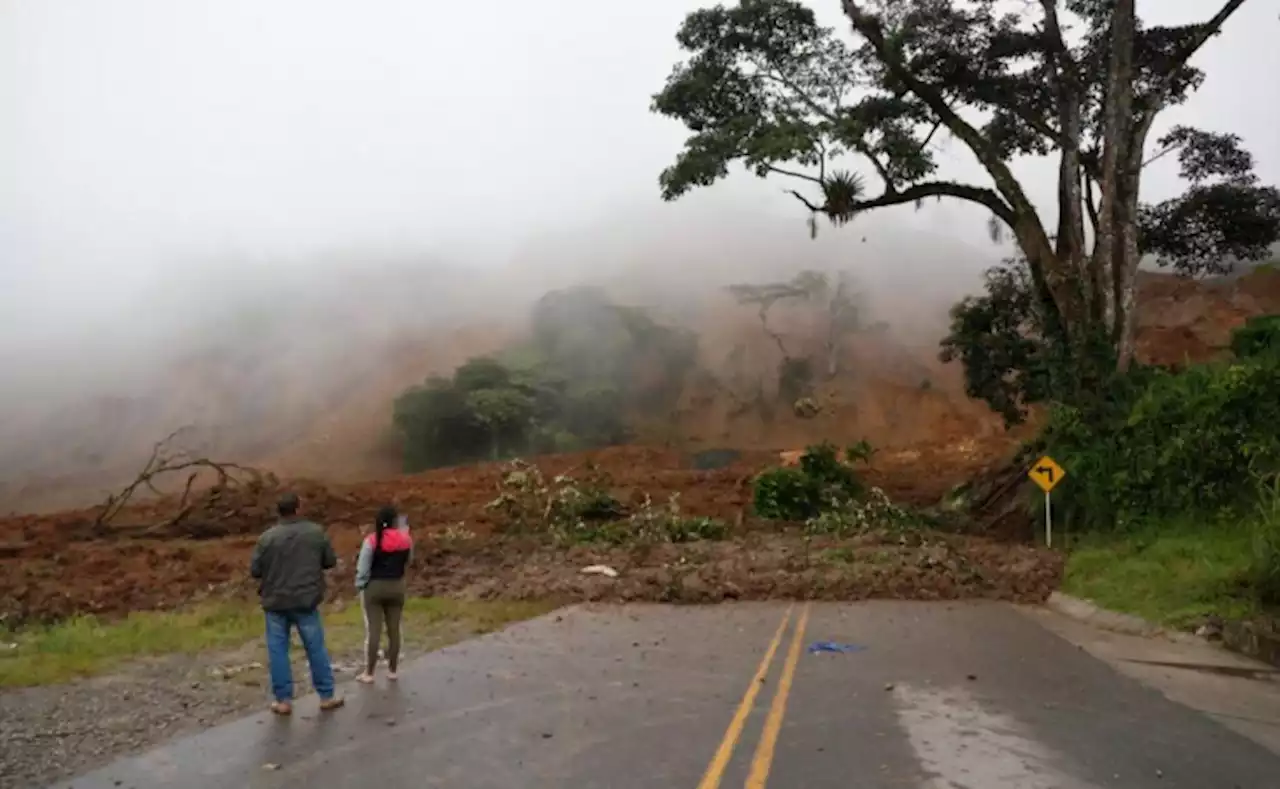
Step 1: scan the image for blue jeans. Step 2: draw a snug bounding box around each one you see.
[264,609,336,702]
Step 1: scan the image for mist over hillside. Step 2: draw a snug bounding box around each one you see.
[0,202,1005,513]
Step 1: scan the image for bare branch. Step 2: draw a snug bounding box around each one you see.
[91,429,270,533]
[858,182,1017,225]
[764,164,824,185]
[1141,144,1178,169]
[842,2,1048,234]
[916,118,945,154]
[786,189,824,214]
[1143,0,1250,113]
[849,141,895,188]
[793,179,1017,229]
[1083,174,1101,235]
[1038,0,1079,85]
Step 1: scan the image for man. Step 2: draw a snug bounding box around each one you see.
[250,492,345,715]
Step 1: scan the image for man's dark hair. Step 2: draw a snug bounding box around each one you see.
[277,492,300,517]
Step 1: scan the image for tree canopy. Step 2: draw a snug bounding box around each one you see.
[652,0,1279,419]
[393,287,698,470]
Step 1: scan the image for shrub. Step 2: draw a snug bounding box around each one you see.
[484,460,624,536]
[804,488,917,536]
[1250,471,1280,604]
[484,460,727,545]
[1044,354,1280,531]
[754,467,821,520]
[624,493,729,544]
[753,442,868,520]
[1231,314,1280,360]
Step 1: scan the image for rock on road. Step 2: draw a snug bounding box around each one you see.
[48,602,1280,788]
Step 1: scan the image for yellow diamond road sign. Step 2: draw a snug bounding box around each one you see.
[1028,455,1066,493]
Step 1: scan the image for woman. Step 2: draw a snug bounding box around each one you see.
[355,505,413,683]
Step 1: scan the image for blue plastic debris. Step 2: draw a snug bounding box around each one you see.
[807,641,867,655]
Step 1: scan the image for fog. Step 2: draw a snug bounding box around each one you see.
[1,0,1278,502]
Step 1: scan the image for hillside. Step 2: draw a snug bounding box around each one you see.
[0,267,1277,516]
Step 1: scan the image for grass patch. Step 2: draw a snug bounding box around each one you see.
[0,597,554,688]
[1062,520,1259,629]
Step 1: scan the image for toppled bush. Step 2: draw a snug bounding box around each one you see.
[485,459,727,545]
[753,442,867,520]
[804,488,917,536]
[574,492,728,545]
[485,460,623,535]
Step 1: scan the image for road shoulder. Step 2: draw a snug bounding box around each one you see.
[1021,601,1280,754]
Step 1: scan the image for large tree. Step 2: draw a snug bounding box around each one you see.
[651,0,1279,414]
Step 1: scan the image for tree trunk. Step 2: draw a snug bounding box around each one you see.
[1112,114,1156,370]
[1067,0,1136,377]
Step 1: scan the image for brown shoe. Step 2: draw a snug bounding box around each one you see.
[319,696,345,711]
[270,701,293,716]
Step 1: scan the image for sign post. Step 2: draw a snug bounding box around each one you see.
[1027,455,1066,548]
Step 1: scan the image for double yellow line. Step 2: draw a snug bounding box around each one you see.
[695,603,811,789]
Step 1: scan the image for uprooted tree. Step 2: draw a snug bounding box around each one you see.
[93,426,273,535]
[651,0,1280,422]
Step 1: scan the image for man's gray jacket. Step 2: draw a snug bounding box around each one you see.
[250,518,337,612]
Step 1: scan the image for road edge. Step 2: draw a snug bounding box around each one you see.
[1043,591,1171,638]
[1045,591,1280,668]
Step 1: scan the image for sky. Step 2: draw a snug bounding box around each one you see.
[1,0,1277,372]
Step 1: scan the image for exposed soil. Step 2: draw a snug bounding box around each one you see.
[6,267,1275,517]
[0,444,1062,625]
[6,267,1266,785]
[1,269,1274,626]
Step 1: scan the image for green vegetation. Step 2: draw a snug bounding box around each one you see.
[653,0,1279,425]
[1232,313,1280,361]
[751,441,916,536]
[393,286,697,470]
[752,440,875,520]
[0,598,551,688]
[753,442,867,521]
[484,459,728,545]
[1062,522,1258,629]
[0,602,260,687]
[648,0,1280,624]
[1041,318,1280,625]
[803,489,917,538]
[1044,358,1280,532]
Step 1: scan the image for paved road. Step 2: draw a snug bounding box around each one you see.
[52,602,1279,788]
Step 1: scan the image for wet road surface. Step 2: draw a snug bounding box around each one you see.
[51,602,1280,788]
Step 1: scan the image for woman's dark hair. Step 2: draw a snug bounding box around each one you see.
[373,505,398,557]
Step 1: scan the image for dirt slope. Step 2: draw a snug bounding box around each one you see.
[0,445,1064,623]
[0,268,1275,623]
[0,268,1276,519]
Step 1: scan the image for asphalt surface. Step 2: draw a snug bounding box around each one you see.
[51,602,1280,789]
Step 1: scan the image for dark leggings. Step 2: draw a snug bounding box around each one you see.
[361,579,406,673]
